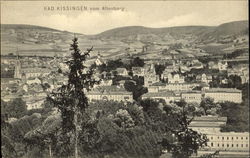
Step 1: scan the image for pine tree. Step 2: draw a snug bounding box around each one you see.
[48,37,99,158]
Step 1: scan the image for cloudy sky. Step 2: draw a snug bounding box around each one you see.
[1,1,248,35]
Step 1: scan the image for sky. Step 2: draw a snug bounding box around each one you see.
[1,1,248,35]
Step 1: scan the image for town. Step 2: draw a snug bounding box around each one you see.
[1,19,249,158]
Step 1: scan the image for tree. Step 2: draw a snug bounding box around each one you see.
[131,57,145,67]
[219,101,249,132]
[48,37,99,158]
[162,101,209,158]
[200,97,220,115]
[227,75,242,88]
[124,80,148,101]
[24,112,62,158]
[5,98,27,119]
[155,64,166,79]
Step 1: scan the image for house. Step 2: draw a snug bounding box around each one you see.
[168,73,185,84]
[26,77,41,85]
[115,68,128,76]
[204,88,242,103]
[208,61,218,69]
[228,66,249,84]
[144,73,160,87]
[95,54,104,66]
[196,73,212,84]
[180,65,191,73]
[218,61,228,71]
[190,62,203,69]
[26,98,44,110]
[132,67,145,77]
[99,79,113,86]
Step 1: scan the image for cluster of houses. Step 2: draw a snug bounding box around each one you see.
[1,53,248,110]
[83,57,245,105]
[1,56,68,110]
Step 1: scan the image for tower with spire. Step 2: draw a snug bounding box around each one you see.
[14,49,21,79]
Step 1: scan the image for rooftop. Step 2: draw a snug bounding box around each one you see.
[192,116,227,122]
[205,88,241,93]
[142,90,176,97]
[151,82,166,86]
[87,85,132,95]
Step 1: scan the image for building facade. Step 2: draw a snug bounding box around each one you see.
[181,91,202,103]
[204,88,242,103]
[87,86,133,102]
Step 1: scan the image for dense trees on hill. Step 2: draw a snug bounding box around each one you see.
[223,49,246,59]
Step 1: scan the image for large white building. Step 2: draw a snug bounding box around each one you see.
[141,90,180,103]
[86,85,133,102]
[189,116,249,155]
[204,88,242,103]
[181,91,202,103]
[205,132,249,152]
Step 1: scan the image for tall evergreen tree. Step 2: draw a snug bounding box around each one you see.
[48,37,99,158]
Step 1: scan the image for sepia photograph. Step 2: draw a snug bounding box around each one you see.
[1,0,249,158]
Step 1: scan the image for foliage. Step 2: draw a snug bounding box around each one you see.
[131,57,145,67]
[223,49,245,59]
[124,80,148,101]
[200,97,221,115]
[83,100,163,158]
[161,100,209,158]
[219,101,249,132]
[47,37,99,157]
[155,64,166,77]
[1,113,44,158]
[3,98,27,119]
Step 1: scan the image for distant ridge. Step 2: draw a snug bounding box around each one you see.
[96,21,249,38]
[1,24,61,32]
[1,20,248,37]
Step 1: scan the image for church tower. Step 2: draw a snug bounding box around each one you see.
[14,52,21,79]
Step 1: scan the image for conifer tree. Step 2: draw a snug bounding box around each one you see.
[48,37,99,158]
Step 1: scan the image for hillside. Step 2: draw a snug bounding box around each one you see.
[197,21,249,43]
[1,24,60,32]
[1,20,248,57]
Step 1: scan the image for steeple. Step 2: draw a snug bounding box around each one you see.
[14,48,21,78]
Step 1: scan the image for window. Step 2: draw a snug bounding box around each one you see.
[236,137,238,139]
[246,137,248,140]
[217,136,220,139]
[232,137,233,140]
[241,137,243,140]
[222,137,224,140]
[227,144,229,147]
[246,144,248,147]
[218,144,220,147]
[227,137,229,140]
[241,144,243,147]
[232,144,234,147]
[211,143,213,147]
[222,144,224,147]
[236,144,239,147]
